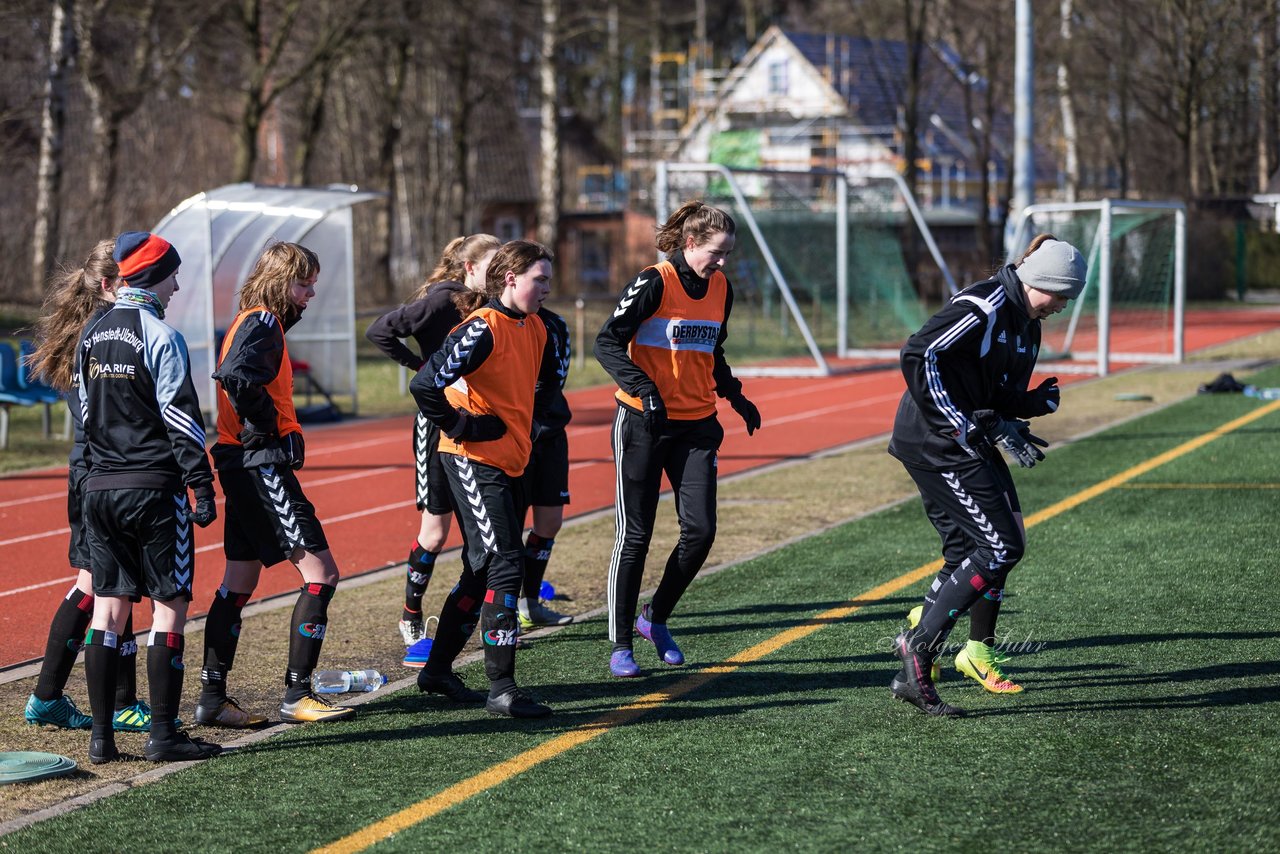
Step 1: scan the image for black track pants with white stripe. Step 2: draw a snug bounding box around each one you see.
[440,454,524,689]
[606,405,722,645]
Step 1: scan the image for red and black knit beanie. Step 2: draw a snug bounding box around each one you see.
[113,231,181,291]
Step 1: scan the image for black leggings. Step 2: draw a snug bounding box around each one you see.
[606,405,723,645]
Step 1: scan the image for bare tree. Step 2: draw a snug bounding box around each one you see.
[231,0,368,183]
[538,0,560,247]
[75,0,221,230]
[1057,0,1079,202]
[31,0,74,297]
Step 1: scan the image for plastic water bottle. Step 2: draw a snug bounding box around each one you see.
[540,580,556,600]
[312,669,386,694]
[1244,385,1280,400]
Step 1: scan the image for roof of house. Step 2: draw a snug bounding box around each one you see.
[681,27,1047,178]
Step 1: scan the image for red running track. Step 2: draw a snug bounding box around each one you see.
[1,305,1275,668]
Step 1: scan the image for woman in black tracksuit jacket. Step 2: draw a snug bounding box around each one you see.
[888,234,1087,716]
[595,199,760,679]
[366,234,500,649]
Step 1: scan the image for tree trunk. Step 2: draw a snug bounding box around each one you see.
[537,0,560,248]
[1057,0,1080,202]
[32,0,75,299]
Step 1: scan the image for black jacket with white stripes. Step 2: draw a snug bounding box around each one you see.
[593,249,742,405]
[409,299,560,438]
[77,294,213,493]
[888,264,1049,471]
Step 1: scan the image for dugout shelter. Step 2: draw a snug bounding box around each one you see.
[153,183,383,418]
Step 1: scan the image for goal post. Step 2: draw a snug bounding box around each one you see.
[654,162,958,376]
[1007,200,1187,376]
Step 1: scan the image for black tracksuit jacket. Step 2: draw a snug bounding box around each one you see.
[888,264,1054,471]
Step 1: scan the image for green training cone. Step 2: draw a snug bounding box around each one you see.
[0,751,77,785]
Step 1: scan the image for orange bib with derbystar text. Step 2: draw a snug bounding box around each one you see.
[616,261,726,420]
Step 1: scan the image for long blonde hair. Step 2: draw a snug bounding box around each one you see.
[238,242,320,319]
[411,233,500,302]
[30,239,119,391]
[655,199,736,255]
[453,240,554,315]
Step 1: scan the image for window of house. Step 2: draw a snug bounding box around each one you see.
[768,59,789,95]
[495,216,522,242]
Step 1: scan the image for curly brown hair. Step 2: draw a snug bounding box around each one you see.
[237,241,320,319]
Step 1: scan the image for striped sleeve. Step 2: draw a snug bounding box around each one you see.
[145,319,214,489]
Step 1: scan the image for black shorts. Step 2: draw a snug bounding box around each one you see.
[67,468,90,571]
[519,430,571,509]
[84,487,193,602]
[219,464,329,566]
[414,413,453,515]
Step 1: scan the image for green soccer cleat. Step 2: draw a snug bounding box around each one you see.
[955,640,1024,694]
[25,694,92,730]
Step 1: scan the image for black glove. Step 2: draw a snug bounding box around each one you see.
[188,484,217,528]
[639,392,666,435]
[444,409,507,443]
[1029,376,1061,415]
[973,409,1048,468]
[238,421,278,451]
[728,392,761,436]
[282,432,305,470]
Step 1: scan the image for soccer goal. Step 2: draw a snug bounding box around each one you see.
[655,162,957,376]
[1007,200,1187,376]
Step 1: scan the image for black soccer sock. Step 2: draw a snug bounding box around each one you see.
[424,581,482,676]
[147,631,185,741]
[521,533,555,600]
[33,586,93,702]
[909,560,992,657]
[284,583,335,702]
[480,590,519,697]
[404,542,437,621]
[114,614,139,709]
[83,629,120,731]
[920,562,962,622]
[968,587,1004,647]
[201,586,250,704]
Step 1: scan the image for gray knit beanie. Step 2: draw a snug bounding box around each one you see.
[1017,239,1087,299]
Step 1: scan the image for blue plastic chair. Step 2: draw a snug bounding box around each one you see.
[18,339,66,438]
[0,341,42,449]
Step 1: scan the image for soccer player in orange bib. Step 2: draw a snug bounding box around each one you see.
[197,242,354,727]
[410,240,561,718]
[595,200,761,678]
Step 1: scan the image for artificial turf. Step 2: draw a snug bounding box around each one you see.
[6,369,1280,853]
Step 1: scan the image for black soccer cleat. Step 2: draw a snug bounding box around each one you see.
[417,670,486,704]
[144,731,223,762]
[890,632,965,717]
[485,688,552,719]
[89,735,121,765]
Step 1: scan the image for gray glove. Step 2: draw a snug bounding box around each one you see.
[972,409,1048,468]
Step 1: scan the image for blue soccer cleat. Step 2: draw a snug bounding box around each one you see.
[25,693,92,730]
[635,605,683,665]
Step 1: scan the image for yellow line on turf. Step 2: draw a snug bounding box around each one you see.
[311,398,1280,854]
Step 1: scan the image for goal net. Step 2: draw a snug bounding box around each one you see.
[1007,200,1187,375]
[655,163,956,375]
